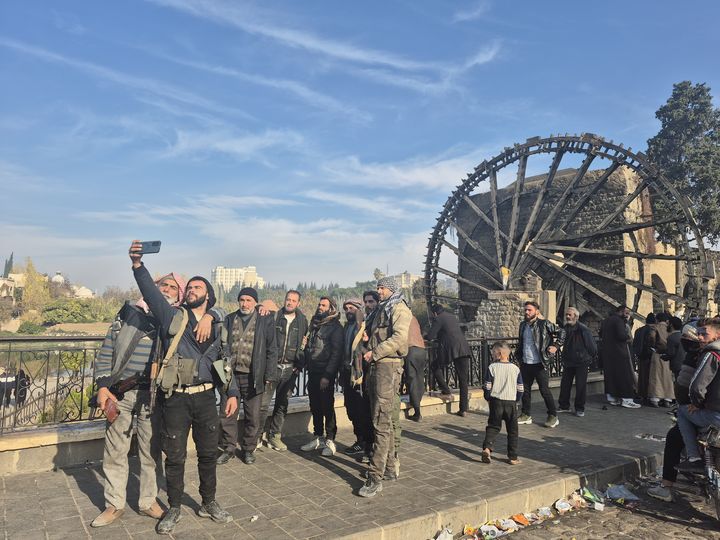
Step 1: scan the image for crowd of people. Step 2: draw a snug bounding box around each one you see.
[90,242,480,534]
[86,242,720,534]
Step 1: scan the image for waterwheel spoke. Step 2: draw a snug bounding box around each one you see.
[441,240,504,289]
[488,168,504,268]
[551,162,621,236]
[535,153,596,240]
[509,149,565,275]
[449,219,502,272]
[531,247,686,303]
[532,244,694,261]
[434,266,490,293]
[548,217,681,244]
[504,154,528,268]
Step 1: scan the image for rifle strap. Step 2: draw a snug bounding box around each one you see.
[166,308,189,361]
[156,308,190,389]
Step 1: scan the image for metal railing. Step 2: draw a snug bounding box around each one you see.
[0,334,597,434]
[0,335,103,435]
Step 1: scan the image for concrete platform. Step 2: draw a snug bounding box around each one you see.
[0,392,669,540]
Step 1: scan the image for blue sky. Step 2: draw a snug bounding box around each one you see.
[1,0,718,291]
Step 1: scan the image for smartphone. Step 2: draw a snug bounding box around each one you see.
[139,240,162,254]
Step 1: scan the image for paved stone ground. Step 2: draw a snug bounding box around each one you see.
[0,394,680,539]
[510,477,720,539]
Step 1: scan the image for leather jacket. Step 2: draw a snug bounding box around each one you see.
[517,318,565,366]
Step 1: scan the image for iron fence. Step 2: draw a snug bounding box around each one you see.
[0,334,598,434]
[0,335,103,435]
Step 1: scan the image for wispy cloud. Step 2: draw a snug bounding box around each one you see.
[164,128,304,163]
[146,0,440,72]
[80,194,299,226]
[144,0,500,93]
[321,148,492,190]
[145,50,371,123]
[0,161,62,192]
[452,1,492,23]
[303,189,433,220]
[0,37,252,120]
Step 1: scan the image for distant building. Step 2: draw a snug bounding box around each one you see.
[72,285,95,299]
[50,271,66,285]
[386,271,423,289]
[211,266,266,294]
[0,277,15,305]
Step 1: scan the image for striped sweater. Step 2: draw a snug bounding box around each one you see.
[483,361,524,401]
[94,304,157,388]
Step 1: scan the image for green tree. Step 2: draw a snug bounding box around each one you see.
[20,258,51,312]
[647,81,720,242]
[373,268,385,281]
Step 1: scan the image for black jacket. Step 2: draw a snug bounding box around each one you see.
[517,318,565,366]
[133,264,239,398]
[303,316,344,381]
[275,309,308,368]
[427,310,472,361]
[225,309,278,393]
[562,322,597,367]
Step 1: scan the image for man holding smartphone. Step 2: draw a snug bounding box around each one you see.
[129,241,239,535]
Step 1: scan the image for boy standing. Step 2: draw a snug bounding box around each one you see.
[482,342,524,465]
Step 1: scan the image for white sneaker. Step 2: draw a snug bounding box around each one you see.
[301,436,325,452]
[621,399,641,409]
[321,439,336,456]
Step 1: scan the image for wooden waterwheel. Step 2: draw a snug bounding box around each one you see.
[424,134,709,322]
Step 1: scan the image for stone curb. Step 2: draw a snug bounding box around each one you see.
[338,449,662,540]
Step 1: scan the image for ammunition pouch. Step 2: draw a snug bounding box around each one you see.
[213,356,232,393]
[158,354,199,397]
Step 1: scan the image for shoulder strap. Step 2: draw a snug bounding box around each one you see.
[165,308,189,360]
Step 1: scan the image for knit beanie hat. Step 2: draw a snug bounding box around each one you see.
[238,287,259,303]
[377,276,400,293]
[186,276,216,309]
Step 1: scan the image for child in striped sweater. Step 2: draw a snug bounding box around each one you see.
[482,341,524,465]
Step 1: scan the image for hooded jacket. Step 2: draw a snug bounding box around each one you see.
[689,340,720,412]
[303,308,344,381]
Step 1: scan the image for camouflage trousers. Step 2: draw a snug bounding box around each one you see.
[367,360,403,481]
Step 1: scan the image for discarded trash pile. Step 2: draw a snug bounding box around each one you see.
[432,484,641,539]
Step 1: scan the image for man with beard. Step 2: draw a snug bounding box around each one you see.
[217,287,277,465]
[262,290,308,451]
[129,242,239,535]
[600,305,640,408]
[557,307,596,417]
[676,318,720,472]
[359,277,411,498]
[92,272,186,527]
[340,298,373,456]
[516,301,564,427]
[300,297,343,456]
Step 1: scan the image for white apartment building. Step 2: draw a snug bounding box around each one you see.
[387,271,422,289]
[211,266,266,293]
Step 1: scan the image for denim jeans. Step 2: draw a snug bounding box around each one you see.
[677,404,720,460]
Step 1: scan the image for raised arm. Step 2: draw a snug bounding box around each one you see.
[129,240,176,332]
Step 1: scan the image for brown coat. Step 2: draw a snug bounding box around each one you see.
[647,323,675,399]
